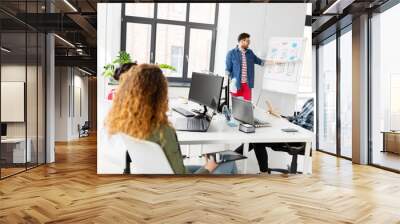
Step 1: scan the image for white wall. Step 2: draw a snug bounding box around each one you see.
[214,3,307,115]
[1,65,41,137]
[97,3,123,174]
[54,67,89,141]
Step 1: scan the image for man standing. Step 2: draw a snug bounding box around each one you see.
[225,33,275,101]
[226,33,284,173]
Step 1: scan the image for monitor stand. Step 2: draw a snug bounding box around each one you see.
[193,105,210,121]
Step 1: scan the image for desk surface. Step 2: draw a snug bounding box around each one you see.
[169,100,313,145]
[1,138,27,144]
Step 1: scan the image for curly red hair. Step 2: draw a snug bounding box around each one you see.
[106,64,170,139]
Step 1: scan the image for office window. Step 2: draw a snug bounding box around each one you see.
[125,3,154,18]
[390,74,400,129]
[125,23,152,63]
[187,29,212,78]
[122,3,218,82]
[157,3,186,21]
[189,3,216,24]
[371,3,400,171]
[156,24,185,77]
[317,37,337,154]
[340,29,352,158]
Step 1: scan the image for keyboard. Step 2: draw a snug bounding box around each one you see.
[254,119,271,128]
[172,107,195,117]
[175,118,210,132]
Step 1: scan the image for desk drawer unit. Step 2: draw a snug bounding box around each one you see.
[383,132,400,154]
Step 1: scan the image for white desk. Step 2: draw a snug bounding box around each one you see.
[169,100,313,174]
[1,138,32,163]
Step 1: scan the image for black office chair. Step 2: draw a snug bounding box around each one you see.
[267,143,306,174]
[78,121,90,138]
[218,78,230,113]
[123,150,132,174]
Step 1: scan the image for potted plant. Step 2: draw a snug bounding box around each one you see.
[102,51,176,85]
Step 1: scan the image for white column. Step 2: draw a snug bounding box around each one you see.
[46,33,55,163]
[352,14,369,164]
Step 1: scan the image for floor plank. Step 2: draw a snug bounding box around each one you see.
[1,135,400,223]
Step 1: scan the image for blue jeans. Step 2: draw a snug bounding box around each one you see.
[186,161,238,174]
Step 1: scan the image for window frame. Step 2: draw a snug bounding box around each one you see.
[121,3,219,83]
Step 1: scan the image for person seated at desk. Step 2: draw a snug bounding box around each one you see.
[235,98,314,173]
[283,98,314,132]
[106,64,237,174]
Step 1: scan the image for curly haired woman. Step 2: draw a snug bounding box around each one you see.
[106,64,237,174]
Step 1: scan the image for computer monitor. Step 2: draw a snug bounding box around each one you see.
[1,123,7,137]
[189,72,224,112]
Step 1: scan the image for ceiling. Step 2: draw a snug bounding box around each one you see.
[311,0,391,44]
[0,0,97,74]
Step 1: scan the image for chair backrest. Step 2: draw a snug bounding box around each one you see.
[117,133,174,174]
[82,121,90,129]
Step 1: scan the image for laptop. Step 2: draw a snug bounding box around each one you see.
[174,115,212,132]
[231,97,271,128]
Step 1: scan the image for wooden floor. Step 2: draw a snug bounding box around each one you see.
[1,135,400,223]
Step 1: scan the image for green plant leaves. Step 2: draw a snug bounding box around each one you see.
[112,51,132,65]
[102,51,177,78]
[159,64,177,72]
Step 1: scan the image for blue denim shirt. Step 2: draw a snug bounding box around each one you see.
[225,46,263,89]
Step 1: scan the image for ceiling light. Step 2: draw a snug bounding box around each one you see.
[63,0,78,12]
[322,0,354,15]
[54,34,75,48]
[1,47,11,53]
[323,0,341,14]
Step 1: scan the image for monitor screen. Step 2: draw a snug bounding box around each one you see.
[188,73,224,111]
[1,123,7,137]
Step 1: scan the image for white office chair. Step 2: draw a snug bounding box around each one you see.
[116,133,174,174]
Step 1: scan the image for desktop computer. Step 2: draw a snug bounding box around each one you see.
[174,72,224,132]
[188,72,223,113]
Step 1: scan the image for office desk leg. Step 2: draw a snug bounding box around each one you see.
[186,145,191,158]
[303,141,312,174]
[243,143,249,174]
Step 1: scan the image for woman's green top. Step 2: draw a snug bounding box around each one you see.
[147,124,209,174]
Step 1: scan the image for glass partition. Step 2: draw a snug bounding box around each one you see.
[370,4,400,171]
[317,37,337,155]
[339,29,352,158]
[1,31,28,177]
[0,1,46,179]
